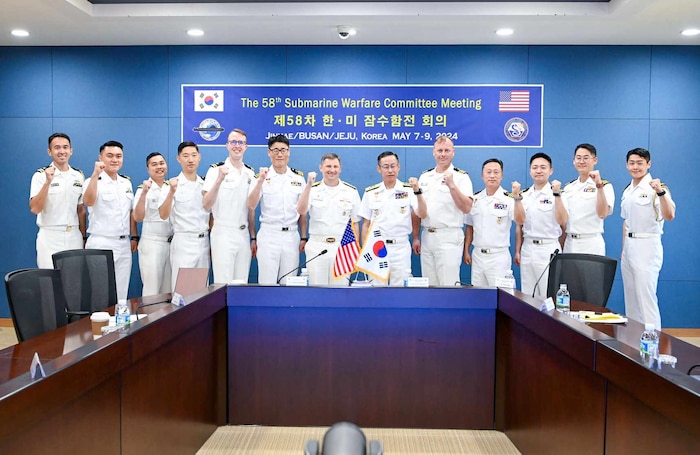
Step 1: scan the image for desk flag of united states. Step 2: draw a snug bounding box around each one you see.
[333,219,360,277]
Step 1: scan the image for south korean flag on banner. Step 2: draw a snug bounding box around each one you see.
[194,90,224,112]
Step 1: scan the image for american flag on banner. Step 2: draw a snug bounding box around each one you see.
[498,90,530,112]
[333,219,360,277]
[355,223,390,283]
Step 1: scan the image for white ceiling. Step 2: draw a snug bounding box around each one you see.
[1,0,699,46]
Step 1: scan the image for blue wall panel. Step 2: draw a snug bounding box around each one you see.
[0,44,697,328]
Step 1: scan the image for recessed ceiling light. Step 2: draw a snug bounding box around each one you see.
[11,29,29,37]
[496,28,514,37]
[187,29,204,37]
[681,28,700,37]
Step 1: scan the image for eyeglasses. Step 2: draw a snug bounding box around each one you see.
[574,156,592,162]
[269,148,289,155]
[227,140,247,146]
[380,164,398,170]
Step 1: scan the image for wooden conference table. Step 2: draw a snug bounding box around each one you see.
[1,284,699,454]
[0,285,227,455]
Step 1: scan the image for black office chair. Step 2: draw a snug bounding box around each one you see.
[52,249,118,322]
[4,268,69,342]
[305,422,383,455]
[546,253,618,308]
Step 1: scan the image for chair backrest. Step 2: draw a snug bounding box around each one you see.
[4,268,69,342]
[52,249,118,319]
[547,253,618,308]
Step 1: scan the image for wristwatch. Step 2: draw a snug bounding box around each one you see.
[414,189,423,195]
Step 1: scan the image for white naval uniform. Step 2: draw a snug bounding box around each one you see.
[203,159,255,284]
[133,180,173,296]
[249,167,306,285]
[358,180,419,286]
[519,184,562,298]
[305,180,361,286]
[621,174,674,330]
[561,177,615,255]
[466,187,514,287]
[160,172,210,291]
[83,172,134,300]
[30,165,85,268]
[417,165,473,286]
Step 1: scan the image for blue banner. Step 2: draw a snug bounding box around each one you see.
[182,84,543,148]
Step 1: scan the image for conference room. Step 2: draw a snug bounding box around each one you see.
[1,0,699,453]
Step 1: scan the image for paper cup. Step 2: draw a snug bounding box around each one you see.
[90,311,110,336]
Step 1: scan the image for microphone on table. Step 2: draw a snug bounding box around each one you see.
[277,249,328,285]
[135,297,172,319]
[532,248,560,298]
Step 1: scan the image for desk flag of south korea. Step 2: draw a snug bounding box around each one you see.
[355,222,390,283]
[333,218,360,278]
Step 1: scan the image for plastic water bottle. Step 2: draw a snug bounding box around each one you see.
[503,270,516,289]
[115,299,131,327]
[640,323,659,367]
[299,268,309,286]
[403,269,413,287]
[555,284,570,313]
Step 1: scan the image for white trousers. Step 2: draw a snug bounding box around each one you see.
[86,235,132,300]
[170,232,210,292]
[37,227,83,269]
[210,225,251,284]
[138,234,171,296]
[387,239,412,287]
[622,237,663,330]
[520,240,559,299]
[306,237,348,287]
[471,248,512,287]
[564,234,605,256]
[257,226,299,285]
[420,227,463,286]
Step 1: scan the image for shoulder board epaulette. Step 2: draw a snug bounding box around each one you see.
[421,167,435,174]
[164,180,170,185]
[660,182,669,189]
[521,187,531,193]
[365,183,381,192]
[210,161,225,168]
[601,179,611,185]
[403,182,412,188]
[254,173,261,179]
[244,163,255,172]
[311,181,322,187]
[137,184,144,189]
[119,174,131,181]
[623,182,631,191]
[199,175,206,181]
[505,191,514,197]
[474,189,483,196]
[565,178,577,186]
[71,166,84,176]
[342,181,356,190]
[453,167,468,174]
[37,166,49,173]
[291,168,304,177]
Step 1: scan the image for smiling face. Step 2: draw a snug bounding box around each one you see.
[48,136,73,170]
[146,154,168,184]
[573,147,598,176]
[433,137,455,171]
[377,154,400,186]
[320,157,341,186]
[626,153,651,182]
[226,130,247,162]
[268,141,290,172]
[530,157,553,187]
[99,146,123,176]
[481,161,503,192]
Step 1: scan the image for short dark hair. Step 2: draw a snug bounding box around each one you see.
[100,140,123,153]
[48,132,71,148]
[178,141,198,155]
[574,143,597,157]
[268,134,289,148]
[482,158,503,171]
[146,152,165,166]
[530,152,552,166]
[320,153,341,165]
[626,147,651,162]
[377,151,399,165]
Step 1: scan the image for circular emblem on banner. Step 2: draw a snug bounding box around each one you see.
[197,118,223,142]
[504,118,529,143]
[373,241,388,258]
